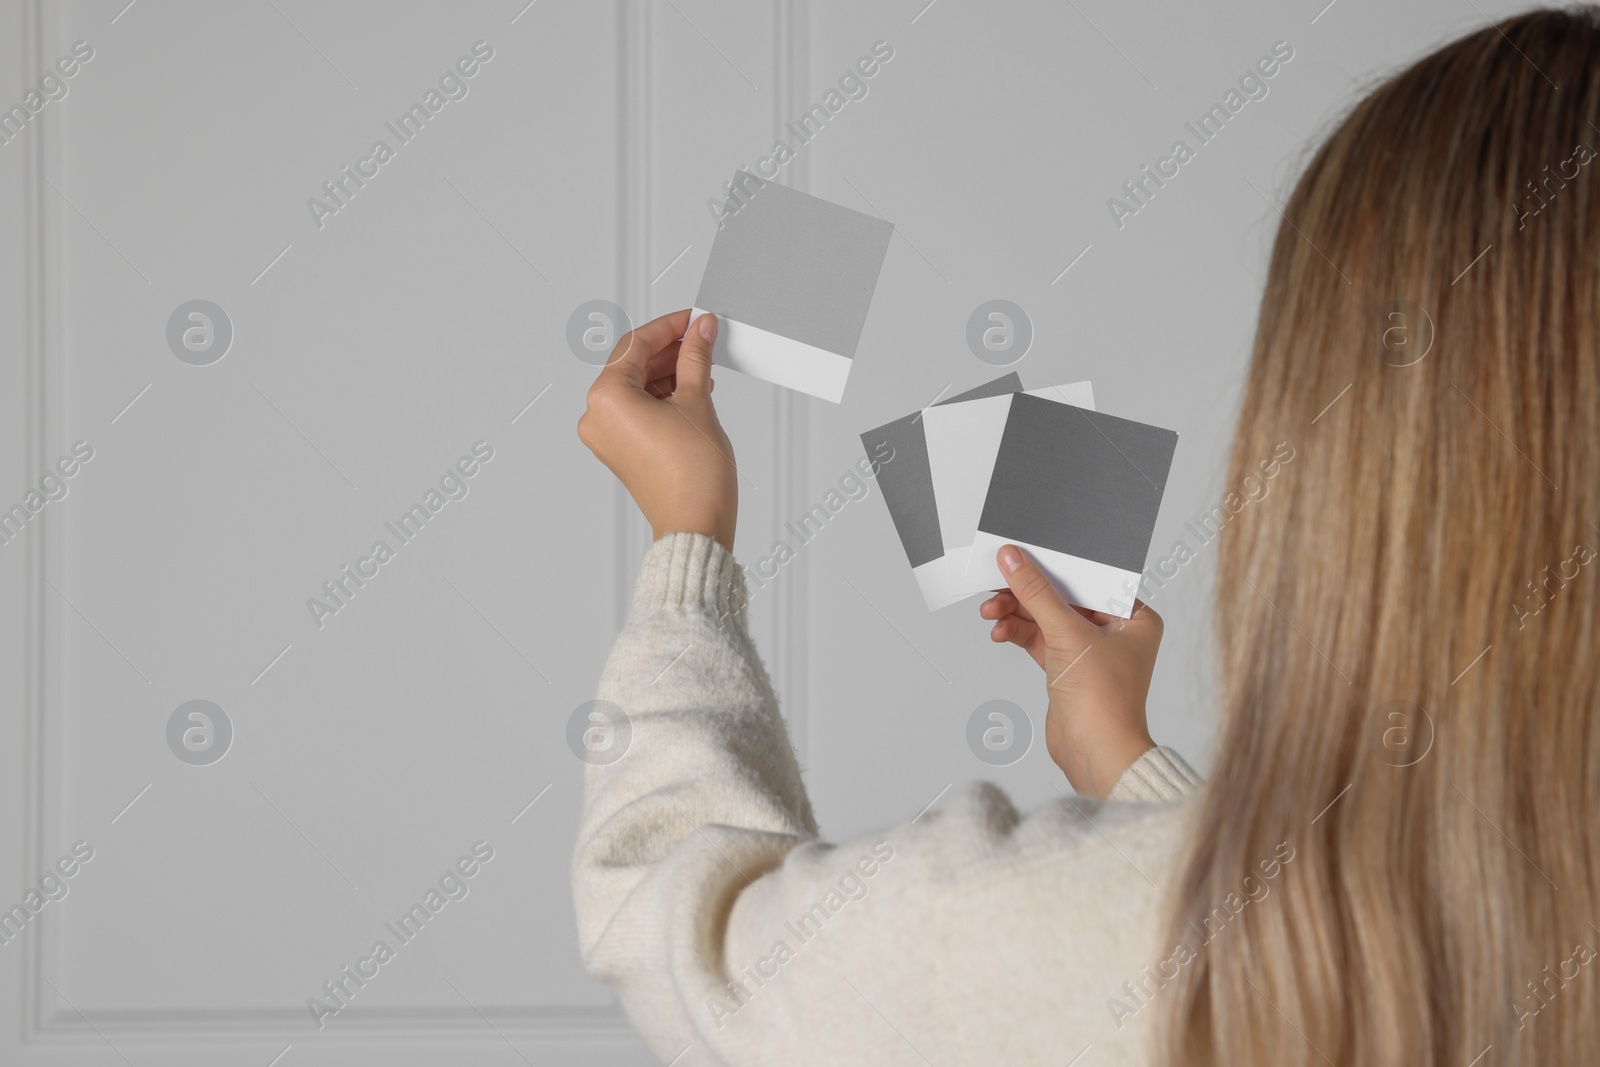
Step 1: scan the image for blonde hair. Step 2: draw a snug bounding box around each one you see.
[1163,7,1600,1064]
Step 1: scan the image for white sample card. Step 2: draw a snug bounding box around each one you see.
[923,383,1096,599]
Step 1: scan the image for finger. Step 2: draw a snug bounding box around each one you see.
[1013,613,1041,646]
[985,589,1037,623]
[1080,599,1161,633]
[981,591,1021,619]
[1128,599,1160,622]
[994,614,1040,648]
[602,309,692,384]
[1120,599,1164,636]
[997,545,1095,647]
[674,312,717,397]
[645,373,677,399]
[642,340,682,383]
[1006,596,1036,624]
[992,615,1046,669]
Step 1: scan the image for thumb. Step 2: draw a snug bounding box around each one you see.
[676,312,718,397]
[998,545,1094,646]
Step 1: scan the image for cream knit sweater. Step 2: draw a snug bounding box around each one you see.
[573,533,1204,1066]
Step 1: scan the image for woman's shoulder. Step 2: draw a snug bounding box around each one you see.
[905,778,1197,894]
[908,784,1197,1064]
[891,741,1204,894]
[709,783,1197,1065]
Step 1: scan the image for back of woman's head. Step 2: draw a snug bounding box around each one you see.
[1164,7,1600,1064]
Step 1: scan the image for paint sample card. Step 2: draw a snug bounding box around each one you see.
[691,177,894,403]
[859,374,1023,611]
[925,382,1096,599]
[964,393,1178,618]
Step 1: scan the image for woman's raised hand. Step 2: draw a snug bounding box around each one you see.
[578,310,739,552]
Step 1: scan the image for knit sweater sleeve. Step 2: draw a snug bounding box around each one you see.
[571,534,820,1051]
[1109,745,1204,802]
[571,533,1201,1065]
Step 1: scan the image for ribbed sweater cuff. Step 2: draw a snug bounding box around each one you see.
[1109,745,1203,803]
[630,532,750,627]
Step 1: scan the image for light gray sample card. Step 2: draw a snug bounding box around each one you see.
[966,393,1178,618]
[692,177,894,402]
[859,373,1022,610]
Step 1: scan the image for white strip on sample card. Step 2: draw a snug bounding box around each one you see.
[966,532,1141,616]
[689,307,854,403]
[923,383,1096,599]
[963,394,1179,618]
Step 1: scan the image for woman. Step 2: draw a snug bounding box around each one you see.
[573,7,1600,1063]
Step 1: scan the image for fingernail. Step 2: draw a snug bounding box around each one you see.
[697,314,717,341]
[998,546,1023,574]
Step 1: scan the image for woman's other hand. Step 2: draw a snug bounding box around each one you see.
[578,310,738,551]
[979,545,1162,798]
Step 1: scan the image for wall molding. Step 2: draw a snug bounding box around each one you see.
[770,0,811,760]
[613,0,654,620]
[15,0,813,1045]
[20,0,67,1044]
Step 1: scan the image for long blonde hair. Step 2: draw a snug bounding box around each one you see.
[1163,8,1600,1064]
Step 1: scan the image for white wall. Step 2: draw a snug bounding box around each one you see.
[0,0,1533,1062]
